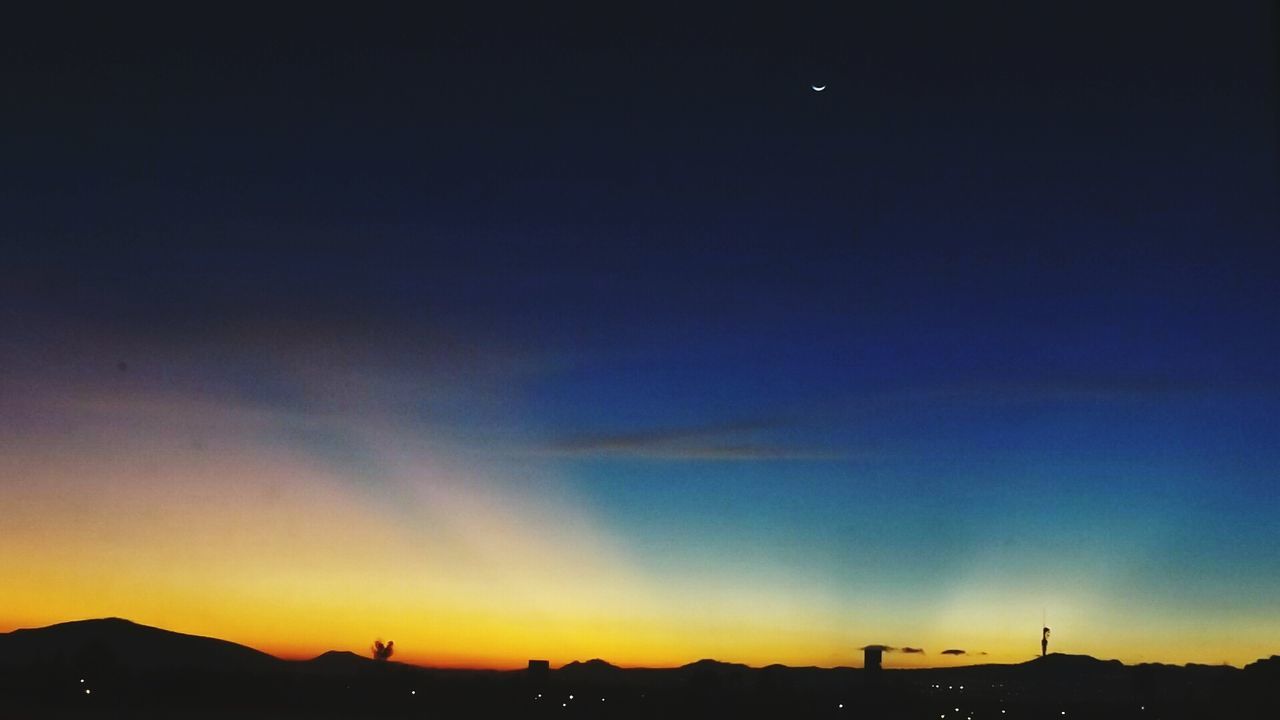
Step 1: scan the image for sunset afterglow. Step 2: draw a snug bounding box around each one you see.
[3,3,1277,673]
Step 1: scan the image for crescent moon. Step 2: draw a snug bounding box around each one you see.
[812,85,826,92]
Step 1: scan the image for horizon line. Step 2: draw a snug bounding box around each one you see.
[3,616,1266,672]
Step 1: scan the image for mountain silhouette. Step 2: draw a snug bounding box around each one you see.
[300,649,387,675]
[0,618,281,673]
[0,619,1276,717]
[1245,655,1280,674]
[680,658,751,671]
[559,658,622,685]
[1023,652,1124,670]
[560,658,619,671]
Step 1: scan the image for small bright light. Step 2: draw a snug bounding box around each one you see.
[959,685,964,689]
[562,702,567,707]
[79,679,85,683]
[568,694,574,700]
[838,703,844,708]
[410,690,416,695]
[601,697,605,702]
[85,689,91,695]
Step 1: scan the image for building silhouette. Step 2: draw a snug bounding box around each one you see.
[527,659,549,689]
[864,646,882,672]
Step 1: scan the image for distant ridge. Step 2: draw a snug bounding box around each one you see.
[2,619,1276,675]
[301,649,384,674]
[1,618,1275,717]
[681,658,751,671]
[311,650,364,662]
[0,618,280,673]
[1245,655,1280,673]
[0,618,1275,716]
[561,658,619,670]
[1024,652,1123,669]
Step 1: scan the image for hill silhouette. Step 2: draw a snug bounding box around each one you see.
[561,658,619,671]
[680,658,751,671]
[1,619,1277,717]
[299,649,385,675]
[1245,655,1280,673]
[1023,652,1124,671]
[0,618,281,673]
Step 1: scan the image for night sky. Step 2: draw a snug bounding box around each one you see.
[3,4,1279,668]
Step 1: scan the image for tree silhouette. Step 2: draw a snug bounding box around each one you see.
[371,639,394,661]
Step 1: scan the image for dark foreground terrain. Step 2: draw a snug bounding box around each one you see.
[1,619,1276,719]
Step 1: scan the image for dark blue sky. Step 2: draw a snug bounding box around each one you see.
[3,3,1279,665]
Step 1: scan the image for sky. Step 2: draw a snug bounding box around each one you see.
[2,4,1279,669]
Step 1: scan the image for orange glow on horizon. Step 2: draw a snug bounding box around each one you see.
[4,390,1277,672]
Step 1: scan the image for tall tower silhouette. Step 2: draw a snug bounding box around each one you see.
[1041,626,1050,657]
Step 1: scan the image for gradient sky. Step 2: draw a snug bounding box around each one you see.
[3,4,1279,669]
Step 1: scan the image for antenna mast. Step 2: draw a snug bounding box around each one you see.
[1041,609,1050,657]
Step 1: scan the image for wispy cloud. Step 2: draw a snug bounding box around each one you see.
[546,420,845,461]
[860,644,926,655]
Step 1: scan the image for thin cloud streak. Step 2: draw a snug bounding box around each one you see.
[545,421,849,462]
[859,645,926,655]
